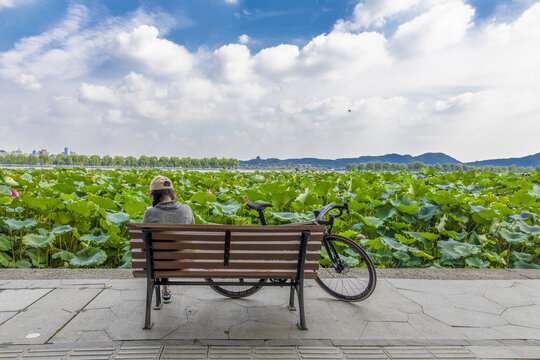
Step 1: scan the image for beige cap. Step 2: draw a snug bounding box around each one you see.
[149,175,174,191]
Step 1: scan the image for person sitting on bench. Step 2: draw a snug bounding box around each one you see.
[142,175,195,303]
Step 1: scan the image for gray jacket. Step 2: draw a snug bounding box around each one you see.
[142,200,195,224]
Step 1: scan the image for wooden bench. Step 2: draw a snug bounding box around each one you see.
[127,223,325,330]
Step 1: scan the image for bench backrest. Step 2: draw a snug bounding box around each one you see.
[127,223,325,280]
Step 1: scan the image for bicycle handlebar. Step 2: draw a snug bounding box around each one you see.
[314,202,349,226]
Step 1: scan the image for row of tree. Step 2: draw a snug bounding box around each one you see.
[345,162,540,173]
[0,153,239,169]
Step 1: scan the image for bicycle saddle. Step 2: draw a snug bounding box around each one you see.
[246,202,273,211]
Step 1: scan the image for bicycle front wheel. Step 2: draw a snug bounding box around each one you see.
[205,278,266,298]
[316,235,376,302]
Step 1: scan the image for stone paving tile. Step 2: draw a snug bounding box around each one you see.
[467,345,522,359]
[297,346,341,359]
[0,288,102,345]
[0,312,17,325]
[253,346,298,359]
[208,346,251,359]
[340,346,389,359]
[116,345,161,359]
[0,289,52,311]
[66,347,115,360]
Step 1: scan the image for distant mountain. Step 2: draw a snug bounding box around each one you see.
[239,152,539,169]
[466,153,540,168]
[239,152,461,169]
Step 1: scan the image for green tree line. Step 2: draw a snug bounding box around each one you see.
[0,153,239,169]
[346,161,539,173]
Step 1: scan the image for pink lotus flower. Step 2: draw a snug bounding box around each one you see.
[122,184,128,187]
[356,234,366,240]
[206,189,212,194]
[461,228,466,233]
[10,190,19,199]
[241,195,248,201]
[121,208,124,212]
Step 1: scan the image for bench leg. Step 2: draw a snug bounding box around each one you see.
[154,284,162,310]
[288,285,296,311]
[144,281,154,329]
[296,282,307,330]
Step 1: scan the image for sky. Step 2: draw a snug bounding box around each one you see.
[0,0,539,162]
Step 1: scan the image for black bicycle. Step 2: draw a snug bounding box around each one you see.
[206,202,377,302]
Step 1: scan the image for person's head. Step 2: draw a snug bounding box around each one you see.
[149,175,176,207]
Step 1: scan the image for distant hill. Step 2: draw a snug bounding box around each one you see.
[466,153,540,168]
[239,152,461,169]
[239,152,539,169]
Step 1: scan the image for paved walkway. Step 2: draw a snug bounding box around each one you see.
[0,269,539,359]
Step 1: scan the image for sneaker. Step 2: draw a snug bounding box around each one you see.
[162,291,172,304]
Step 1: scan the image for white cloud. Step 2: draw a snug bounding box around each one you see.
[391,0,475,55]
[1,1,540,161]
[335,0,423,30]
[0,0,26,9]
[224,0,238,4]
[238,34,250,44]
[115,25,194,77]
[79,83,117,105]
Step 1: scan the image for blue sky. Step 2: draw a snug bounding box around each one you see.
[0,0,539,161]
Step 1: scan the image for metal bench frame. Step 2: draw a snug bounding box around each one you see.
[128,224,323,330]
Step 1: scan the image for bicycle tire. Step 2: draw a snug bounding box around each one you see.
[315,235,377,302]
[205,278,266,298]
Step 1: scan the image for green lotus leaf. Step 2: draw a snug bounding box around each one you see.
[374,204,397,219]
[512,261,540,269]
[5,219,38,230]
[52,250,75,261]
[121,199,146,217]
[23,234,54,248]
[0,234,11,251]
[21,174,33,181]
[438,239,480,260]
[50,225,73,234]
[191,191,216,205]
[381,236,414,252]
[514,221,540,236]
[398,203,419,215]
[508,212,537,223]
[392,250,411,263]
[510,251,533,263]
[395,233,418,245]
[66,200,97,217]
[0,252,13,267]
[270,212,301,222]
[362,216,384,228]
[70,246,107,267]
[482,250,506,265]
[3,176,19,186]
[498,228,528,244]
[15,259,32,268]
[470,205,499,219]
[426,190,454,206]
[209,199,241,217]
[90,196,119,211]
[80,234,110,245]
[529,184,540,199]
[0,185,11,196]
[415,204,440,221]
[465,256,489,268]
[106,212,130,226]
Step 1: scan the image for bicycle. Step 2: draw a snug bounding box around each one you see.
[206,201,377,302]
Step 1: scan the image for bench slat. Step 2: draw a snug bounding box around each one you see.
[131,249,320,261]
[133,269,319,279]
[127,223,324,232]
[130,239,322,251]
[133,259,320,270]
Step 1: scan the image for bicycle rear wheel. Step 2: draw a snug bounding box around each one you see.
[205,278,266,298]
[316,235,376,302]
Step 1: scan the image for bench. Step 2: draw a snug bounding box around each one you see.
[127,223,325,330]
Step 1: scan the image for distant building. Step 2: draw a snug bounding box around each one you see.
[11,148,23,155]
[63,147,68,156]
[0,150,6,157]
[69,151,76,155]
[38,149,49,155]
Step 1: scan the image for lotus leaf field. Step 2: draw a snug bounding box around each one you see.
[0,168,539,270]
